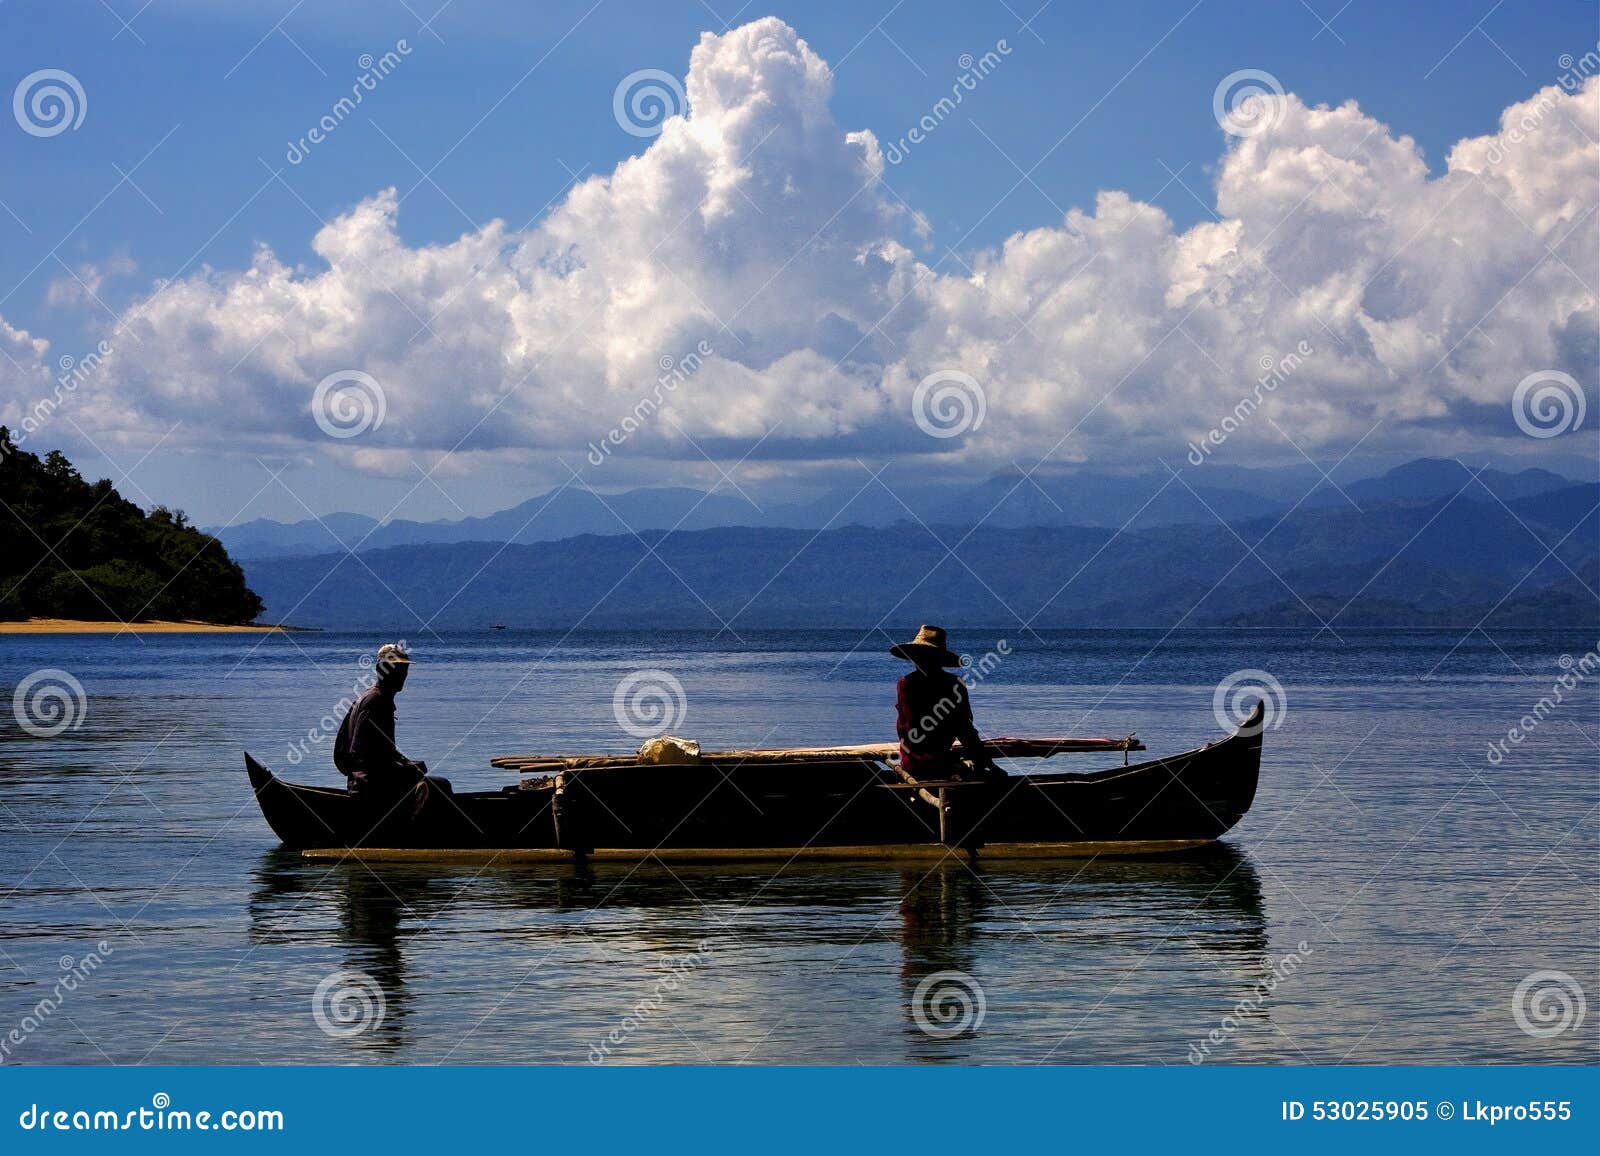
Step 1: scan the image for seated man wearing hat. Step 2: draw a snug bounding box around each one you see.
[890,625,1003,782]
[333,642,451,811]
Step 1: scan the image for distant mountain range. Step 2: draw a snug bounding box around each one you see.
[241,475,1600,631]
[211,458,1581,559]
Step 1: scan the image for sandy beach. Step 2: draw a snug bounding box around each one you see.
[0,619,292,634]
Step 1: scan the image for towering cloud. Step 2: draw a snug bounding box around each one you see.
[7,17,1596,477]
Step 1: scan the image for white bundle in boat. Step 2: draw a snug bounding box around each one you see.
[635,735,703,765]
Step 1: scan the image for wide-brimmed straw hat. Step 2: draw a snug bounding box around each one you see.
[889,624,961,667]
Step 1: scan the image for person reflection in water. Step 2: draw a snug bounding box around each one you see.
[333,642,452,819]
[329,866,427,1051]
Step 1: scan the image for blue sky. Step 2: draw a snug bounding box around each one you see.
[1,1,1596,524]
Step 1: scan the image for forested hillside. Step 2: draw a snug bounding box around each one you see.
[0,428,262,624]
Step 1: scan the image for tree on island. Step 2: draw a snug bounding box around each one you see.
[0,427,263,624]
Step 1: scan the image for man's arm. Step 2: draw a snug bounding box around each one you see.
[360,696,418,776]
[951,680,1000,773]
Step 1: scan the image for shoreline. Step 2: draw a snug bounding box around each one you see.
[0,619,303,635]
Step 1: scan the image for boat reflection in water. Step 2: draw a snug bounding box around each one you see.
[895,843,1268,1062]
[248,843,1268,1062]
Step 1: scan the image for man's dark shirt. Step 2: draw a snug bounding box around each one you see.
[333,686,413,794]
[895,668,984,777]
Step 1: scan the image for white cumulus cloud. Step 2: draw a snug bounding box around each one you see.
[9,16,1596,479]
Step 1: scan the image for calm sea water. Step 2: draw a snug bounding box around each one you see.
[0,628,1595,1065]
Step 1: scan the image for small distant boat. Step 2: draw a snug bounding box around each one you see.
[244,703,1265,862]
[490,623,506,630]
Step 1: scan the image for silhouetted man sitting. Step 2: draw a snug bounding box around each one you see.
[334,642,451,817]
[890,625,1003,782]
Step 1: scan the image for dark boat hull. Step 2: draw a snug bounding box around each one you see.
[246,704,1264,859]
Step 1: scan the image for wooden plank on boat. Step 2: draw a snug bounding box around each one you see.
[297,837,1214,865]
[490,735,1143,772]
[879,779,996,790]
[301,846,578,865]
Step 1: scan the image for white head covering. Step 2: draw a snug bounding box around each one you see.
[375,642,412,670]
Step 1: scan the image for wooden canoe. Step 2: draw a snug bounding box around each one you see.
[488,735,1145,773]
[244,702,1264,860]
